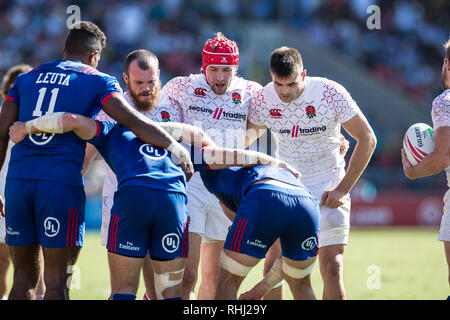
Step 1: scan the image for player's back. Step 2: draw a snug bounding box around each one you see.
[90,121,187,196]
[6,59,122,186]
[199,165,310,212]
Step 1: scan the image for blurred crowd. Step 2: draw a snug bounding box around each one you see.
[0,0,448,194]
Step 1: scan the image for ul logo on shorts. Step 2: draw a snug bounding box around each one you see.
[162,233,180,253]
[44,217,60,237]
[301,236,317,251]
[29,132,55,145]
[139,144,168,160]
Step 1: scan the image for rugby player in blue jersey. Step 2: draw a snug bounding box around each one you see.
[10,109,319,300]
[0,21,193,300]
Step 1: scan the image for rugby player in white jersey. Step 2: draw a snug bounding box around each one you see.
[246,47,377,299]
[83,50,182,300]
[162,33,273,299]
[402,38,450,298]
[0,64,47,300]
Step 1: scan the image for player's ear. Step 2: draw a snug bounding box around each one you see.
[123,72,129,83]
[88,50,100,67]
[302,69,307,79]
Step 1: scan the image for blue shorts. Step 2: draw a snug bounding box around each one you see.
[107,186,189,259]
[224,183,320,261]
[5,179,85,248]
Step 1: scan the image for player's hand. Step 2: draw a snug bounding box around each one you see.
[340,134,350,156]
[401,148,415,180]
[320,188,349,208]
[278,161,301,181]
[0,196,5,218]
[172,148,195,182]
[238,284,265,300]
[9,121,28,143]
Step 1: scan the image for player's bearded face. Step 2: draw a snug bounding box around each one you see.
[125,70,161,112]
[205,66,236,95]
[271,68,306,103]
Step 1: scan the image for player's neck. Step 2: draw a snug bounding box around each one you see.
[63,54,93,67]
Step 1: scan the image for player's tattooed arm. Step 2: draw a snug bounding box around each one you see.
[159,122,216,148]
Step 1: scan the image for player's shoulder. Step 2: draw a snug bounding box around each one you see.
[232,76,262,92]
[58,60,118,82]
[432,89,450,109]
[165,74,196,87]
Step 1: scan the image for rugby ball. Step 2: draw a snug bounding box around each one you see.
[403,123,434,166]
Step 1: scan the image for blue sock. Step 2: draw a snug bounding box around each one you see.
[112,293,136,300]
[164,297,181,300]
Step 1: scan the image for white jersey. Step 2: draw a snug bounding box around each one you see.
[431,89,450,188]
[162,73,262,188]
[249,77,360,185]
[96,91,183,198]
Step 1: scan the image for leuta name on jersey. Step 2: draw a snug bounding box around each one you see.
[35,72,71,86]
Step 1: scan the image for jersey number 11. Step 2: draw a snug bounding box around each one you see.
[32,87,59,117]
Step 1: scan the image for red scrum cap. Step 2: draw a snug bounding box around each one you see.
[202,33,239,75]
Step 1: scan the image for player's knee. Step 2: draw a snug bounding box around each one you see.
[320,257,343,280]
[154,268,184,300]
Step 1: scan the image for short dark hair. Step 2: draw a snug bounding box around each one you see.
[269,46,303,78]
[64,21,107,56]
[1,63,32,99]
[125,50,159,74]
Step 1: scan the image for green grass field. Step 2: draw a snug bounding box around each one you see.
[7,227,449,300]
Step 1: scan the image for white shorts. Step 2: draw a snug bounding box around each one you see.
[100,195,114,246]
[438,189,450,242]
[305,169,350,248]
[187,175,232,241]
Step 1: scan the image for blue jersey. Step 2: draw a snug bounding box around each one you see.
[89,121,187,196]
[6,59,122,186]
[199,164,311,213]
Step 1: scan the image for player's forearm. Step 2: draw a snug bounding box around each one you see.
[81,143,99,176]
[405,152,449,179]
[159,122,216,147]
[336,133,376,194]
[24,112,97,140]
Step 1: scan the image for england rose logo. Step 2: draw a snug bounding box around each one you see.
[306,105,316,119]
[232,92,242,104]
[161,111,171,122]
